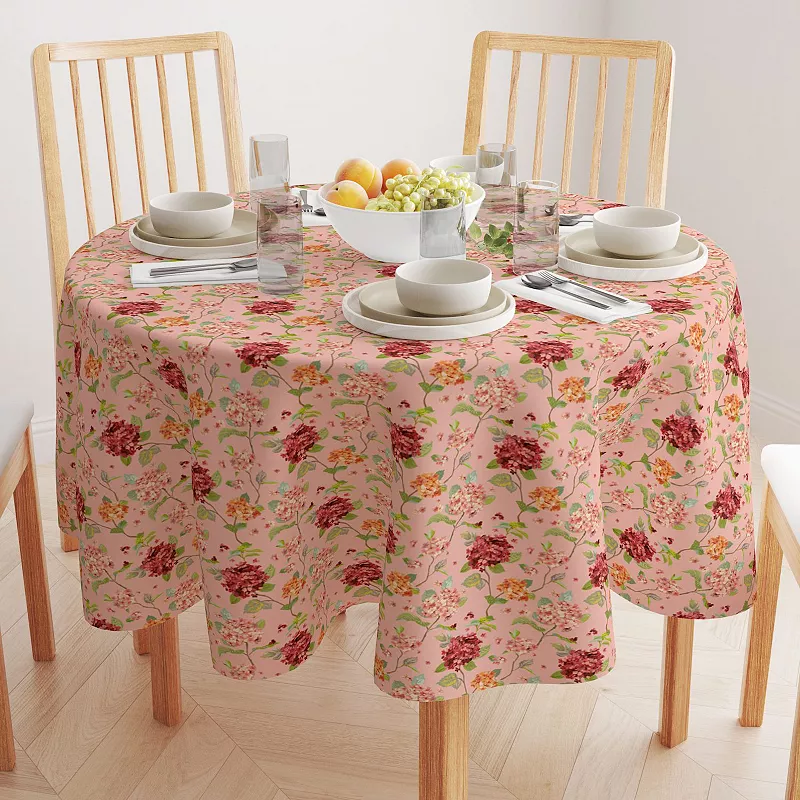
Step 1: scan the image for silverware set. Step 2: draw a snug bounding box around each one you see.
[149,258,257,277]
[299,189,326,216]
[520,269,628,310]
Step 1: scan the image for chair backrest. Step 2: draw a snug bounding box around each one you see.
[32,32,247,319]
[463,32,674,208]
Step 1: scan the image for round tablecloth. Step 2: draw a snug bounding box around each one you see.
[55,194,754,700]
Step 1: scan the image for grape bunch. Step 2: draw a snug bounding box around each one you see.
[365,167,476,213]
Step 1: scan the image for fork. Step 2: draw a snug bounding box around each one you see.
[538,270,629,305]
[299,189,313,214]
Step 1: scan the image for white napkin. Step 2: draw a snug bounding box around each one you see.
[559,220,593,239]
[130,259,258,288]
[291,188,332,227]
[495,275,651,323]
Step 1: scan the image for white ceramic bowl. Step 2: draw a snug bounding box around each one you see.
[593,206,681,257]
[429,154,477,183]
[394,258,492,316]
[317,183,484,263]
[149,191,234,239]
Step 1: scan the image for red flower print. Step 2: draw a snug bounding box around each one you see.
[100,420,141,458]
[74,341,82,377]
[515,299,552,314]
[559,648,605,682]
[522,341,573,367]
[619,528,656,562]
[90,615,122,631]
[379,265,398,277]
[723,341,741,376]
[235,341,290,368]
[113,300,163,316]
[649,298,693,314]
[386,524,398,555]
[467,534,513,570]
[732,286,742,317]
[342,560,383,586]
[379,341,432,358]
[248,299,295,314]
[315,495,354,529]
[157,360,188,394]
[660,414,703,452]
[588,553,608,587]
[676,610,706,619]
[280,423,319,464]
[281,628,312,666]
[75,485,85,526]
[442,633,482,670]
[390,424,423,461]
[712,485,742,520]
[141,541,178,576]
[612,359,649,390]
[221,562,268,598]
[191,463,215,501]
[494,434,543,472]
[741,367,750,398]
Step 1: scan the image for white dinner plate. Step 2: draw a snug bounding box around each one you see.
[558,241,708,282]
[343,286,515,340]
[133,209,256,247]
[358,280,508,326]
[129,225,257,260]
[563,229,700,268]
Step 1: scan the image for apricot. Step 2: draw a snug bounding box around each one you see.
[334,158,383,199]
[381,158,420,189]
[325,180,369,209]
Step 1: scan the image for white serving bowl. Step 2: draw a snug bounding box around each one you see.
[149,191,234,239]
[429,154,477,183]
[317,183,484,263]
[593,206,681,258]
[394,258,492,316]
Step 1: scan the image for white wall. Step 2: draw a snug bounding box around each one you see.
[605,0,800,443]
[0,0,606,461]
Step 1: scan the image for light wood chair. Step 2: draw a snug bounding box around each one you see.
[0,401,56,769]
[741,446,800,799]
[463,32,675,208]
[32,31,246,727]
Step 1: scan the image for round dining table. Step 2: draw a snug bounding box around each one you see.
[55,192,754,794]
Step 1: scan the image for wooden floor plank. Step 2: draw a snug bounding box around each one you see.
[0,744,56,796]
[326,603,380,663]
[678,738,790,784]
[634,732,712,800]
[717,776,786,800]
[199,747,289,800]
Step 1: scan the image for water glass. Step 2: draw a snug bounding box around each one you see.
[420,199,466,259]
[476,143,517,187]
[256,187,304,295]
[249,134,290,209]
[513,180,559,274]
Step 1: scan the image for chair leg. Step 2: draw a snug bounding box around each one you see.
[150,618,181,726]
[0,630,15,771]
[419,694,468,800]
[740,487,783,727]
[13,428,55,662]
[660,616,694,747]
[787,687,800,800]
[61,531,79,552]
[133,628,151,655]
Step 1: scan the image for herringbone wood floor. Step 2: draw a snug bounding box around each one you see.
[0,455,793,800]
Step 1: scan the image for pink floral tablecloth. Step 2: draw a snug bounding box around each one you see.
[55,194,754,700]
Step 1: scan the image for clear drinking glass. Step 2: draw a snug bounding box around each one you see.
[513,180,559,274]
[256,187,304,294]
[476,143,517,187]
[420,198,466,259]
[249,134,290,210]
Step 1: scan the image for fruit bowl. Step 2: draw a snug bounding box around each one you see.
[317,182,485,263]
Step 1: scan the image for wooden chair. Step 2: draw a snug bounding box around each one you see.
[463,32,675,208]
[0,401,56,769]
[32,31,246,727]
[740,446,800,799]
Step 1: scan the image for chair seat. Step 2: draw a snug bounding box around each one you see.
[0,400,33,476]
[762,444,800,537]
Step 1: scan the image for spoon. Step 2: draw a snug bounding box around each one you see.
[150,257,257,278]
[559,213,594,226]
[521,272,609,309]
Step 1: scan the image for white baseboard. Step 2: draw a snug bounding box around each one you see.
[751,389,800,445]
[31,415,56,465]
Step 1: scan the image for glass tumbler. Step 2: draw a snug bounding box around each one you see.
[476,143,517,187]
[249,134,290,211]
[420,198,466,259]
[513,180,560,274]
[256,187,304,295]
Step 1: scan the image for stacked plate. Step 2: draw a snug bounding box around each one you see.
[559,228,708,282]
[343,280,515,341]
[129,210,257,260]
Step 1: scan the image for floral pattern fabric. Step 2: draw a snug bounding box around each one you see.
[55,194,754,700]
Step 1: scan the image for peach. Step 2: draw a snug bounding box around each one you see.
[381,158,420,189]
[334,158,383,199]
[325,180,369,209]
